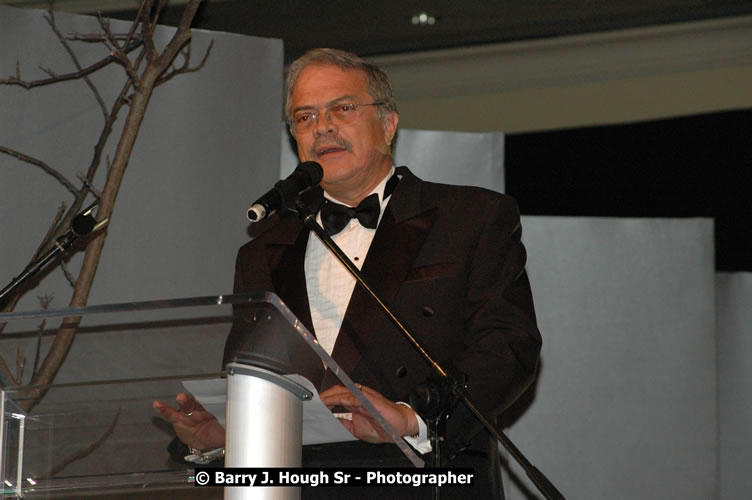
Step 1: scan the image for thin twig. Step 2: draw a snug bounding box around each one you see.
[16,345,25,384]
[83,83,133,189]
[0,47,142,90]
[67,33,135,43]
[0,146,78,196]
[33,294,55,376]
[0,357,19,387]
[60,262,77,288]
[150,0,168,31]
[76,172,103,199]
[1,6,142,94]
[37,204,69,261]
[41,409,122,478]
[97,14,141,89]
[34,319,46,376]
[124,0,148,50]
[156,40,213,86]
[39,66,58,79]
[140,0,157,61]
[45,12,108,119]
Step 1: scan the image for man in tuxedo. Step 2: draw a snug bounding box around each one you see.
[155,48,541,499]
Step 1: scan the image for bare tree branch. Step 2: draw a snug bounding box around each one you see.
[33,293,55,377]
[41,409,121,478]
[149,0,168,31]
[140,1,157,61]
[16,345,25,384]
[38,204,68,260]
[67,33,139,44]
[97,14,142,89]
[60,262,77,288]
[14,81,136,279]
[155,0,204,75]
[124,0,148,50]
[0,146,78,196]
[27,80,134,266]
[0,2,146,272]
[39,66,58,79]
[0,46,144,90]
[45,11,108,118]
[33,320,46,376]
[0,0,209,415]
[156,40,213,87]
[76,172,102,199]
[19,0,206,412]
[0,357,19,387]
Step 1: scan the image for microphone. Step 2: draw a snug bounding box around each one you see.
[0,201,109,306]
[247,161,323,222]
[71,202,99,236]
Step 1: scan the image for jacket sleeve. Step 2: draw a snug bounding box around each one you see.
[444,195,542,456]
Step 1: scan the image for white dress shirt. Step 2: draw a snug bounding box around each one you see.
[304,166,394,355]
[303,166,431,453]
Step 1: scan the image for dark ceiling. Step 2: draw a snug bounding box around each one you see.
[102,0,752,62]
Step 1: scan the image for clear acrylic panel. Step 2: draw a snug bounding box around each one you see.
[0,294,247,498]
[0,292,422,498]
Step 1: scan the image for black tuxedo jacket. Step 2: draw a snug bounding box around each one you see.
[223,166,541,495]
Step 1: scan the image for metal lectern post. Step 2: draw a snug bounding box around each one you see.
[225,363,313,500]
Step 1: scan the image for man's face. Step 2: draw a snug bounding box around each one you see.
[290,64,398,203]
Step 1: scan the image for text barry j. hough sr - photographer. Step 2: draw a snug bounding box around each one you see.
[194,468,475,488]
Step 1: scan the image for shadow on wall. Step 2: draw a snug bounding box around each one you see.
[498,358,544,500]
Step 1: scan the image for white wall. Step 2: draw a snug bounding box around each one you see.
[717,273,752,500]
[507,217,717,499]
[0,6,283,316]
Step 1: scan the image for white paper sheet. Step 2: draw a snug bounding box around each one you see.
[182,375,357,446]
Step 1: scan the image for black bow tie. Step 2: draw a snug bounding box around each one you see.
[320,174,399,235]
[321,194,380,235]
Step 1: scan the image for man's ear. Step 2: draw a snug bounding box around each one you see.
[382,110,399,146]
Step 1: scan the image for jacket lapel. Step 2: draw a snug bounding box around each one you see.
[265,187,325,335]
[264,208,326,387]
[267,230,312,332]
[322,167,437,389]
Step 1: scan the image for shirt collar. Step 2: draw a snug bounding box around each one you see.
[323,166,397,208]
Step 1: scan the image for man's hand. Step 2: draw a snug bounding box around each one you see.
[319,384,419,444]
[153,393,225,451]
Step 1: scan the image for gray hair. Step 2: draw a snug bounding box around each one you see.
[285,48,397,131]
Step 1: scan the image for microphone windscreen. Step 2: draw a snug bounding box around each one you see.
[71,213,96,236]
[296,161,323,187]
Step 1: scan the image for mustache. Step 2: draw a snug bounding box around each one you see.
[310,134,353,157]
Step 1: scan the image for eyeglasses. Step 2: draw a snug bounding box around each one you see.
[292,101,384,132]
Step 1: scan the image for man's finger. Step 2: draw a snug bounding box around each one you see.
[153,400,183,424]
[337,417,355,434]
[322,391,362,410]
